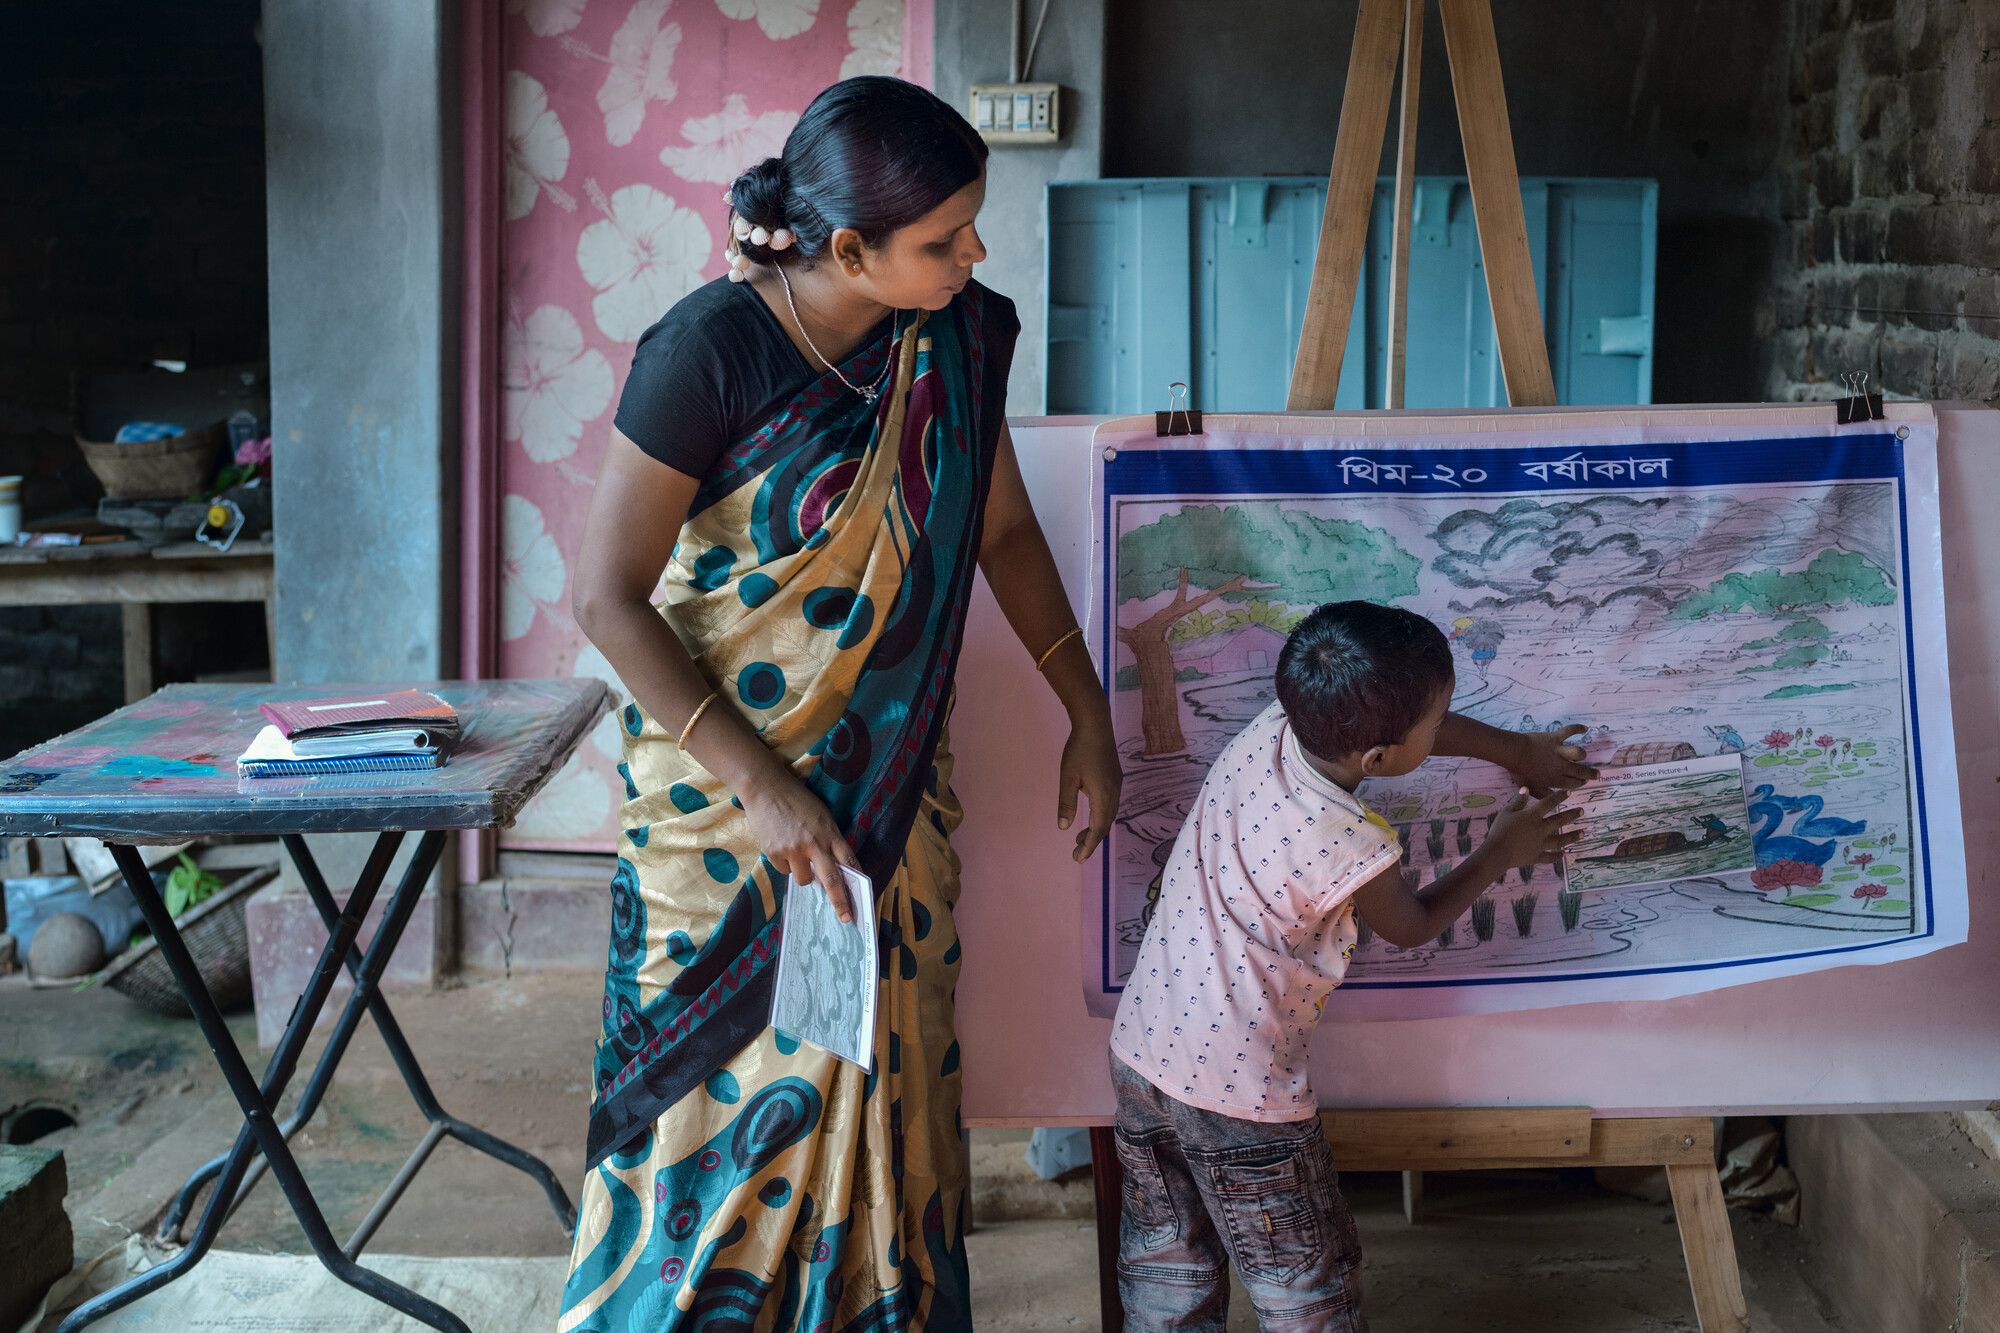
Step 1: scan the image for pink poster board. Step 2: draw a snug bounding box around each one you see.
[951,405,2000,1124]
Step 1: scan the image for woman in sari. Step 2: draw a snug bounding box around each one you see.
[560,78,1121,1333]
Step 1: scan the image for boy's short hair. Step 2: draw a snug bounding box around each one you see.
[1276,601,1454,760]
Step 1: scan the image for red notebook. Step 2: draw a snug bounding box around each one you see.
[259,689,460,739]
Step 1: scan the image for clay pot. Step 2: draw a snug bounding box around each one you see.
[28,912,105,980]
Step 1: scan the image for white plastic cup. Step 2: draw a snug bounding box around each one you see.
[0,476,22,544]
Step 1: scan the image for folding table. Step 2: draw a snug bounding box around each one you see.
[0,678,608,1333]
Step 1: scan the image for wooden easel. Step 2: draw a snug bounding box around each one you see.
[1288,0,1556,410]
[1087,5,1752,1332]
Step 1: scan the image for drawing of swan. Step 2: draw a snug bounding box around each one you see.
[1746,786,1850,867]
[1788,793,1868,838]
[1747,785,1869,838]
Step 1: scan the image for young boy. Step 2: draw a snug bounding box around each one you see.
[1109,601,1596,1333]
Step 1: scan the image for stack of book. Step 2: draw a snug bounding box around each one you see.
[238,690,461,778]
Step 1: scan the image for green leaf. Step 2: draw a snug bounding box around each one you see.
[1872,899,1909,912]
[165,877,189,918]
[1785,893,1837,907]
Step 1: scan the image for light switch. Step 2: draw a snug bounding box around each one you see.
[967,83,1061,145]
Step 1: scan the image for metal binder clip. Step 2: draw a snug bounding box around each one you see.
[1155,382,1203,438]
[1861,372,1883,421]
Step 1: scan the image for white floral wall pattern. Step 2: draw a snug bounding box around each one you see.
[497,0,930,850]
[577,181,711,342]
[659,95,798,183]
[505,71,574,219]
[504,303,614,462]
[716,0,821,41]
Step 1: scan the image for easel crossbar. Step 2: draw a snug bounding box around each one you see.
[1319,1111,1712,1171]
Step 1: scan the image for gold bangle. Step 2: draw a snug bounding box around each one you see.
[678,692,720,751]
[1035,626,1084,672]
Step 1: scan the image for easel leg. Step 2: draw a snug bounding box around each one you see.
[1401,1169,1424,1224]
[1088,1126,1126,1333]
[1286,0,1405,409]
[1666,1163,1750,1333]
[1435,0,1557,406]
[1386,0,1425,409]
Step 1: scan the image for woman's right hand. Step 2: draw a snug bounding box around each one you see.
[742,766,863,923]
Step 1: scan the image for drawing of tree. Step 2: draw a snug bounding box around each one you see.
[1671,549,1896,619]
[1117,503,1419,754]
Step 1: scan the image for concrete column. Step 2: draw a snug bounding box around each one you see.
[263,0,458,683]
[935,0,1106,416]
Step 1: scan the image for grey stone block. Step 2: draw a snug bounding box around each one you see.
[0,1144,72,1331]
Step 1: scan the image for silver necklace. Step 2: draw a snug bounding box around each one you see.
[777,264,896,404]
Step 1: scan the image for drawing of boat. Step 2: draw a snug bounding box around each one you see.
[1575,815,1736,865]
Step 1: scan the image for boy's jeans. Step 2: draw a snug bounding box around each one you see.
[1110,1055,1367,1333]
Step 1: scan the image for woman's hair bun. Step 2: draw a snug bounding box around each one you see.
[729,157,788,231]
[726,77,988,272]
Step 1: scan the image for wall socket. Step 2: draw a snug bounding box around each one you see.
[970,83,1060,144]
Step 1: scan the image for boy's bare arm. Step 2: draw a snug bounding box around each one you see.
[1432,713,1599,795]
[1351,791,1581,947]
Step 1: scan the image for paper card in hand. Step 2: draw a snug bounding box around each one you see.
[770,866,878,1071]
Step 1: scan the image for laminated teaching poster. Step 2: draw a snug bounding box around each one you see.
[1084,413,1965,1020]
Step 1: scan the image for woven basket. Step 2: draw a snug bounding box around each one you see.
[76,423,223,500]
[98,865,279,1016]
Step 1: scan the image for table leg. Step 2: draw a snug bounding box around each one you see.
[120,604,151,704]
[60,837,471,1333]
[1668,1161,1751,1333]
[156,832,424,1241]
[157,831,575,1254]
[1088,1126,1126,1333]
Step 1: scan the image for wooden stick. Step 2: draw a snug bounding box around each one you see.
[1286,0,1405,410]
[1401,1168,1425,1224]
[1666,1162,1752,1333]
[1387,0,1425,409]
[1436,0,1556,406]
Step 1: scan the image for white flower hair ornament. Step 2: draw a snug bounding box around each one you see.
[724,217,794,281]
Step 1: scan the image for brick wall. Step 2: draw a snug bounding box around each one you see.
[1772,0,2000,401]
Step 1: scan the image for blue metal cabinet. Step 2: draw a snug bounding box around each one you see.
[1043,176,1656,414]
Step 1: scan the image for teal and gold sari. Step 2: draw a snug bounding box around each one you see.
[560,283,1013,1333]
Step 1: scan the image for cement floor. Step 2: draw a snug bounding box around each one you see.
[2,969,1847,1330]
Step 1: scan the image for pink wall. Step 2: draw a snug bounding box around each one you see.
[485,0,933,852]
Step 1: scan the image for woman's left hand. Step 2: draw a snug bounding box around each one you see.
[1058,713,1123,863]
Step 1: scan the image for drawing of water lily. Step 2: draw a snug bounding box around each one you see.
[507,0,588,36]
[1761,729,1795,750]
[504,304,614,463]
[658,94,798,184]
[1816,733,1835,748]
[505,71,575,219]
[502,493,567,641]
[1852,883,1888,902]
[1751,858,1822,893]
[577,180,712,341]
[1846,850,1874,872]
[841,0,903,78]
[716,0,820,40]
[579,0,682,147]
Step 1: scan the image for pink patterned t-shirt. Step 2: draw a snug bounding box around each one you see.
[1111,701,1401,1122]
